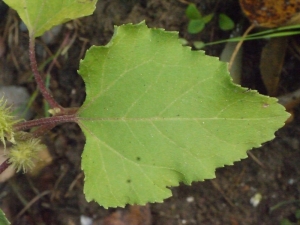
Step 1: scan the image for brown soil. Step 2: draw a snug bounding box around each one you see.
[0,0,300,225]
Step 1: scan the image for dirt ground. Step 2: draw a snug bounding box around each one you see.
[0,0,300,224]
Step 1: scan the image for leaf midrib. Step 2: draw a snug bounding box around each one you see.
[78,116,283,121]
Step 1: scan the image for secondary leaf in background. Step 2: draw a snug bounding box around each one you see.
[240,0,300,97]
[185,3,213,34]
[188,19,205,34]
[202,13,214,24]
[0,209,10,225]
[260,37,288,96]
[218,13,235,31]
[78,22,289,208]
[3,0,97,37]
[185,3,201,20]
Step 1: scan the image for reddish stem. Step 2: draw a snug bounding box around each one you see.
[29,36,64,111]
[0,159,10,174]
[14,114,78,132]
[31,124,57,138]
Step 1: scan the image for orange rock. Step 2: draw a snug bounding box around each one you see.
[97,205,151,225]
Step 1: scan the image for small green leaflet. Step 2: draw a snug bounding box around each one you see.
[78,22,288,208]
[185,3,202,20]
[3,0,96,37]
[218,13,235,31]
[0,209,10,225]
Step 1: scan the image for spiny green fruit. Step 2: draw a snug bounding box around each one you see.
[0,98,19,147]
[8,132,45,172]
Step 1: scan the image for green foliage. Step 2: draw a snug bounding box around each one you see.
[185,3,213,34]
[185,3,233,34]
[78,21,288,208]
[204,24,300,48]
[0,0,290,211]
[218,13,235,31]
[279,207,300,225]
[296,209,300,219]
[188,19,206,34]
[3,0,97,37]
[0,99,19,147]
[8,132,45,172]
[280,218,295,225]
[0,209,10,225]
[0,98,43,173]
[271,200,300,225]
[185,3,201,20]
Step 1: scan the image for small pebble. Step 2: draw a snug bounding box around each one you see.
[19,21,28,32]
[0,85,32,120]
[250,193,262,207]
[186,196,194,203]
[42,25,63,44]
[288,178,295,185]
[80,215,93,225]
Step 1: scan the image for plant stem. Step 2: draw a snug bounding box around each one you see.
[14,114,78,131]
[228,23,255,71]
[0,159,10,174]
[29,35,64,111]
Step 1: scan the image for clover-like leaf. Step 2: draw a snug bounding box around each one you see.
[186,3,202,20]
[188,19,205,34]
[3,0,96,37]
[219,13,235,31]
[77,22,288,208]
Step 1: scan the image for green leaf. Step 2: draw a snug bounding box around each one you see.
[280,218,295,225]
[203,13,214,24]
[78,21,289,208]
[3,0,97,37]
[188,19,205,34]
[295,209,300,219]
[218,13,235,31]
[193,41,205,49]
[0,209,10,225]
[185,3,201,20]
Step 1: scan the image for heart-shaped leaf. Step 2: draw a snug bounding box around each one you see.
[188,19,205,34]
[185,3,202,20]
[218,13,235,31]
[78,22,288,208]
[3,0,96,37]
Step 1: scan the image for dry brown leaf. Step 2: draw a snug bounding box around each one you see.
[259,37,288,96]
[0,37,5,58]
[240,0,300,27]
